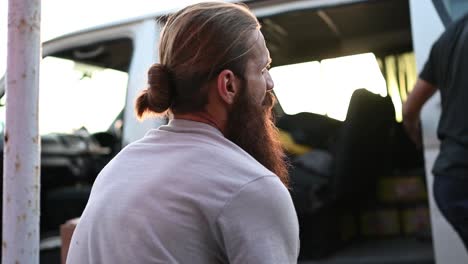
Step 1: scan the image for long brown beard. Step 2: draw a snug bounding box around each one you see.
[226,86,289,187]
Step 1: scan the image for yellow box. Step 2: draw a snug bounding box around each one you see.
[378,176,427,203]
[401,206,431,235]
[360,208,400,237]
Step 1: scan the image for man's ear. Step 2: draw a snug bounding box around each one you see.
[216,69,239,105]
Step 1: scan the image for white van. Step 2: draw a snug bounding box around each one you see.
[1,0,467,263]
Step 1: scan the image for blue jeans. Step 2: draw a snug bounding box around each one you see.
[434,175,468,251]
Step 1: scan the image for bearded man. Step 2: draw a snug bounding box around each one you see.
[67,2,299,264]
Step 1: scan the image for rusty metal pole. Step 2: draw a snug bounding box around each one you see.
[3,0,41,263]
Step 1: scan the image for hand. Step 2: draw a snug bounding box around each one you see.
[403,118,422,149]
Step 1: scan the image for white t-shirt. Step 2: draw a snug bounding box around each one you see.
[67,119,300,264]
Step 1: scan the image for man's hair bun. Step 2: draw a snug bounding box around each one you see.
[135,64,173,119]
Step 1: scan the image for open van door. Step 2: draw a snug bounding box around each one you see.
[409,0,468,263]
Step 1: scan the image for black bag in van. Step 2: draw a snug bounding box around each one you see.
[291,89,396,259]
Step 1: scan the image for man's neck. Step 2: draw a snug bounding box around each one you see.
[173,112,226,135]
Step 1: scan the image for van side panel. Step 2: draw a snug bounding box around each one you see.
[122,19,166,146]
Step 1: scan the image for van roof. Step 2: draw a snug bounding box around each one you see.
[43,0,244,45]
[43,0,365,45]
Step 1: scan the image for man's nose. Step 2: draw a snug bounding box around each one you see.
[266,71,274,91]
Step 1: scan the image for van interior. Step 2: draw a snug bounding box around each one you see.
[256,0,434,263]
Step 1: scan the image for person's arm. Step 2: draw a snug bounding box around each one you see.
[216,176,299,264]
[402,78,437,146]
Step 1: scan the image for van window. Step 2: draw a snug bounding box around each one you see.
[271,53,387,121]
[0,38,133,135]
[260,0,413,122]
[39,56,127,134]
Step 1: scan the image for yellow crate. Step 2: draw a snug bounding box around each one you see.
[401,206,431,235]
[360,208,400,237]
[378,176,427,203]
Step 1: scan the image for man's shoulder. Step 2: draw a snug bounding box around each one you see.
[198,139,275,181]
[164,128,275,179]
[123,127,276,189]
[436,15,468,48]
[176,134,278,194]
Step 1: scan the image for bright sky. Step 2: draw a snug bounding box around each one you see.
[0,0,214,76]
